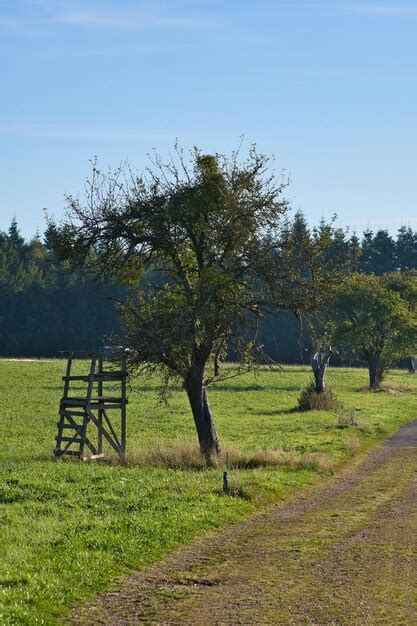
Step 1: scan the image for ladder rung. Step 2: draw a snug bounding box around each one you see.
[100,371,126,379]
[62,373,126,382]
[61,397,126,407]
[55,436,82,443]
[58,423,83,430]
[60,410,87,418]
[89,403,125,410]
[61,399,88,407]
[54,449,81,458]
[72,396,124,403]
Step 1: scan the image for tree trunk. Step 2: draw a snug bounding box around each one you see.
[185,375,220,460]
[368,354,383,390]
[297,313,304,365]
[311,347,332,393]
[407,357,416,374]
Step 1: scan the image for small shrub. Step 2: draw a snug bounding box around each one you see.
[298,381,339,411]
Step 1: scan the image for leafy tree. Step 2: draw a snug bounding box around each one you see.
[329,274,417,389]
[384,271,417,373]
[269,214,358,391]
[271,211,312,363]
[53,148,290,458]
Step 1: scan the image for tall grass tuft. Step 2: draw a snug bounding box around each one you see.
[298,381,339,411]
[336,408,372,434]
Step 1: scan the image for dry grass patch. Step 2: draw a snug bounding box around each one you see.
[359,382,405,394]
[120,442,334,474]
[346,436,362,454]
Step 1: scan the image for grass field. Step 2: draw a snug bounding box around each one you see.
[1,361,416,625]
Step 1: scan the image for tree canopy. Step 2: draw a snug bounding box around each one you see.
[53,147,291,456]
[329,273,417,389]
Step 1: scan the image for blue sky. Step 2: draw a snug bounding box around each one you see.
[1,0,416,238]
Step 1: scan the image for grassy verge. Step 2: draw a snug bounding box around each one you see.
[1,362,416,624]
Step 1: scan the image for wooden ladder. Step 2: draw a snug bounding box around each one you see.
[54,349,127,461]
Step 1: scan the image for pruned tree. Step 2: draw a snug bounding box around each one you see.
[53,146,290,458]
[329,274,417,390]
[264,213,358,391]
[310,346,333,393]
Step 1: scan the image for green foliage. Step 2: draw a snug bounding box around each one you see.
[1,361,416,624]
[55,148,290,389]
[7,217,25,252]
[359,229,396,275]
[269,213,359,321]
[1,215,417,361]
[0,219,123,356]
[384,270,417,310]
[53,147,296,453]
[329,273,417,386]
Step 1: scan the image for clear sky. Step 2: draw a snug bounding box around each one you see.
[1,0,416,238]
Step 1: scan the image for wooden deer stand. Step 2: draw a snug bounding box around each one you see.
[54,348,128,461]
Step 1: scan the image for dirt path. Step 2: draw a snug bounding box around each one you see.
[71,423,417,625]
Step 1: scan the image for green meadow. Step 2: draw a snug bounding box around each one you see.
[1,360,416,625]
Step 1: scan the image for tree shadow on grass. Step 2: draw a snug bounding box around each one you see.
[210,384,264,392]
[257,407,300,416]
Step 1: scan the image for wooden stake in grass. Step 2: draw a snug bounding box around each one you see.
[223,452,230,494]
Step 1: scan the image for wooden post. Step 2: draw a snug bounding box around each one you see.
[80,356,96,459]
[86,356,96,404]
[97,353,103,454]
[63,351,73,399]
[223,452,229,494]
[121,351,127,457]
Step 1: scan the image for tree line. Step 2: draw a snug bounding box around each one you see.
[1,210,417,360]
[0,218,122,356]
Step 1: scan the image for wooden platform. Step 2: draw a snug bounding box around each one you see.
[54,348,128,461]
